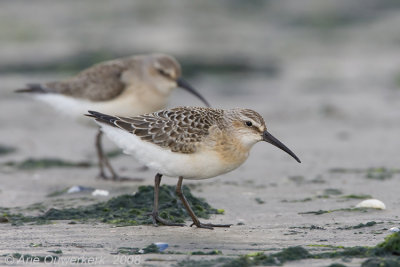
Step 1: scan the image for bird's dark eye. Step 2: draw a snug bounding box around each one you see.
[157,68,169,77]
[245,121,252,127]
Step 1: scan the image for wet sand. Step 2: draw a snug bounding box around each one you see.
[1,1,400,266]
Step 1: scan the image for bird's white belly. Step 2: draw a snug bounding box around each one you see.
[99,124,243,180]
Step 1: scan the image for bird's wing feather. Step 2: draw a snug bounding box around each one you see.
[90,107,223,153]
[44,59,131,101]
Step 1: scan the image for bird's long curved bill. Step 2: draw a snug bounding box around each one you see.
[177,77,210,107]
[263,131,301,163]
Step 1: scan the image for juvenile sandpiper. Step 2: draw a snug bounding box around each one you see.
[16,54,209,181]
[86,106,300,229]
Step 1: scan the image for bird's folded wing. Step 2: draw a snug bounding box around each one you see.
[45,60,130,101]
[113,107,223,154]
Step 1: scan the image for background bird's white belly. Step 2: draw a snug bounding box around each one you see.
[34,93,164,125]
[34,94,89,120]
[99,124,242,180]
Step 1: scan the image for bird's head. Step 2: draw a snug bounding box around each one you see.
[147,54,210,107]
[227,108,301,163]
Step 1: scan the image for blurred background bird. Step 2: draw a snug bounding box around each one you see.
[16,54,210,181]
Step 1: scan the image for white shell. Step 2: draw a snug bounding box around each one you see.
[67,186,82,194]
[67,185,92,193]
[91,189,110,196]
[356,199,386,210]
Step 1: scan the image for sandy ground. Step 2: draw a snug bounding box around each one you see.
[1,1,400,266]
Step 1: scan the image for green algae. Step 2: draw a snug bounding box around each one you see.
[117,245,222,256]
[290,225,326,231]
[314,233,400,260]
[2,185,221,226]
[329,167,400,180]
[47,250,62,254]
[177,233,400,267]
[299,207,369,215]
[117,244,159,255]
[365,167,399,180]
[254,198,265,204]
[272,246,311,261]
[215,209,225,214]
[3,158,92,170]
[177,246,311,267]
[341,194,372,199]
[176,258,232,267]
[0,145,16,156]
[336,221,379,230]
[376,233,400,255]
[0,216,9,223]
[282,197,313,203]
[307,244,344,249]
[361,257,400,267]
[191,250,222,255]
[324,188,343,195]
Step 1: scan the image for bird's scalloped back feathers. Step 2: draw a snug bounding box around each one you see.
[93,107,224,154]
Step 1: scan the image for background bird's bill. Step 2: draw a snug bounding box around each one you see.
[176,77,210,107]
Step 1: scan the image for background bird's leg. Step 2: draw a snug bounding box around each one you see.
[95,130,108,179]
[176,176,232,230]
[96,129,145,182]
[150,173,185,227]
[101,149,120,180]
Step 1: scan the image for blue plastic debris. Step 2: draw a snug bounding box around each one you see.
[154,242,168,252]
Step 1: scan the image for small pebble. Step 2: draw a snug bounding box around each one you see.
[389,227,399,232]
[356,199,386,210]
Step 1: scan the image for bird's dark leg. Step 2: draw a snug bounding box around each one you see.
[96,129,143,182]
[95,130,108,180]
[150,173,185,227]
[175,176,232,230]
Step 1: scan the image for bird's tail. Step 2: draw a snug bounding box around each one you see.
[85,110,119,128]
[15,83,48,93]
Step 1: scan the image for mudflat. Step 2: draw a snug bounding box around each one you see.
[1,1,400,266]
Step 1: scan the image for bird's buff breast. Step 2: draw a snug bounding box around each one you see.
[152,135,250,180]
[93,85,167,117]
[162,148,249,180]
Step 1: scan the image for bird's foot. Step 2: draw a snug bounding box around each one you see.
[149,212,185,227]
[190,221,232,230]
